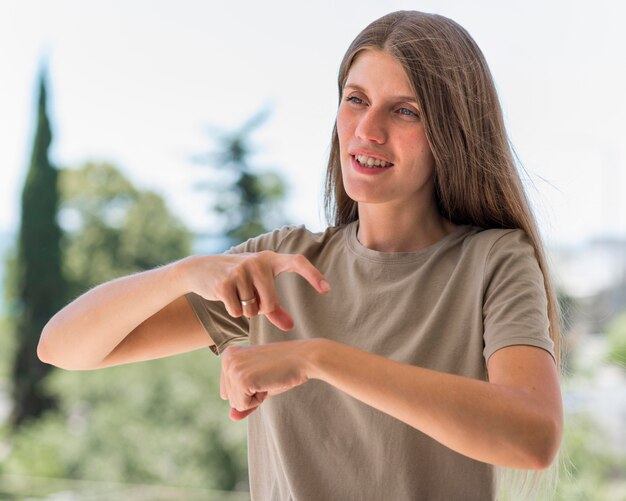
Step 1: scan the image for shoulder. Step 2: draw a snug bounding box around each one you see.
[479,228,539,267]
[227,224,348,255]
[460,226,528,252]
[449,227,543,286]
[467,227,546,296]
[457,227,536,264]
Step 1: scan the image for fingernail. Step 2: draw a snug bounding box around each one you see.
[320,279,330,292]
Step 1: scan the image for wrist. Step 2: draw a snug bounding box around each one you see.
[166,255,197,295]
[303,338,334,381]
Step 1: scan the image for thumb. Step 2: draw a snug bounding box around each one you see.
[229,391,267,421]
[265,306,294,331]
[230,407,256,420]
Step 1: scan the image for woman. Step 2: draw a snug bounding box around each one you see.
[38,11,562,500]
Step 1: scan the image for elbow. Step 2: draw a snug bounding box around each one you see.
[36,338,49,364]
[38,323,104,371]
[525,416,563,471]
[37,324,59,367]
[37,323,74,370]
[528,448,559,471]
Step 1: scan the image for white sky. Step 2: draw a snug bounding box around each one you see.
[1,0,625,246]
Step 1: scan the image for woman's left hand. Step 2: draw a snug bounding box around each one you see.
[220,339,319,420]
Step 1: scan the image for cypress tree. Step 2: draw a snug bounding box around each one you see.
[11,69,67,426]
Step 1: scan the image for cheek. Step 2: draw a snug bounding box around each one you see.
[419,143,435,165]
[336,106,352,150]
[422,143,436,173]
[409,131,435,165]
[418,146,437,182]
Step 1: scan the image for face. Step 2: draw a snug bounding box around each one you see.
[337,49,437,213]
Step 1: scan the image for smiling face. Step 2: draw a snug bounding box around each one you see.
[337,49,438,215]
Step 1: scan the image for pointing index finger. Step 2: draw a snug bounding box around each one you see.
[272,254,330,294]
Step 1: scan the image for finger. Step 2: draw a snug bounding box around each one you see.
[223,368,235,409]
[226,372,251,412]
[238,291,259,319]
[227,388,242,413]
[219,368,227,400]
[249,263,281,316]
[221,347,238,406]
[255,391,268,404]
[231,391,258,414]
[219,281,244,318]
[230,406,257,421]
[235,268,259,318]
[229,391,267,420]
[273,254,330,294]
[265,306,294,331]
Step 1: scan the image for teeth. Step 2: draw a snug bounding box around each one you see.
[355,155,393,168]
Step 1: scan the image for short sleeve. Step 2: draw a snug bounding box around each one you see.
[482,230,555,364]
[185,226,302,356]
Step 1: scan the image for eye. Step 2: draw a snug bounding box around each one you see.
[345,96,366,105]
[397,107,420,119]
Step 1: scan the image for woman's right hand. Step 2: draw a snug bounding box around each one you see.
[183,251,331,331]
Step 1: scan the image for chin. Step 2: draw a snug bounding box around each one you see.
[343,180,389,203]
[345,192,388,206]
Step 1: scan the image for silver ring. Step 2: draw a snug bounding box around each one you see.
[240,297,257,307]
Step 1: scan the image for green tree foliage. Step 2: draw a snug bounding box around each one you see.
[4,105,292,491]
[556,414,626,500]
[6,350,248,492]
[58,162,191,293]
[10,70,68,426]
[194,109,288,246]
[4,163,249,492]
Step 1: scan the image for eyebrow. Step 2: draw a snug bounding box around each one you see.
[343,83,418,104]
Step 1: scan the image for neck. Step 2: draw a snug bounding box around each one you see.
[356,201,457,253]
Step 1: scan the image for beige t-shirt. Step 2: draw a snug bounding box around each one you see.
[186,221,555,501]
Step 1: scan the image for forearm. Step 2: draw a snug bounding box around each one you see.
[38,259,189,369]
[308,339,560,470]
[38,251,330,371]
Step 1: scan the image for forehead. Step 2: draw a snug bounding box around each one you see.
[344,49,414,97]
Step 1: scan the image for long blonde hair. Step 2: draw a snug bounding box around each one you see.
[324,10,561,369]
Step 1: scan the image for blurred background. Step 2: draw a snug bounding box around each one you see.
[1,0,625,499]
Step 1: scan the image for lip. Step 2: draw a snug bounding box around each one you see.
[349,149,394,164]
[350,155,394,176]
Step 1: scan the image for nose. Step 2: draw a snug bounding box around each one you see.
[354,108,387,144]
